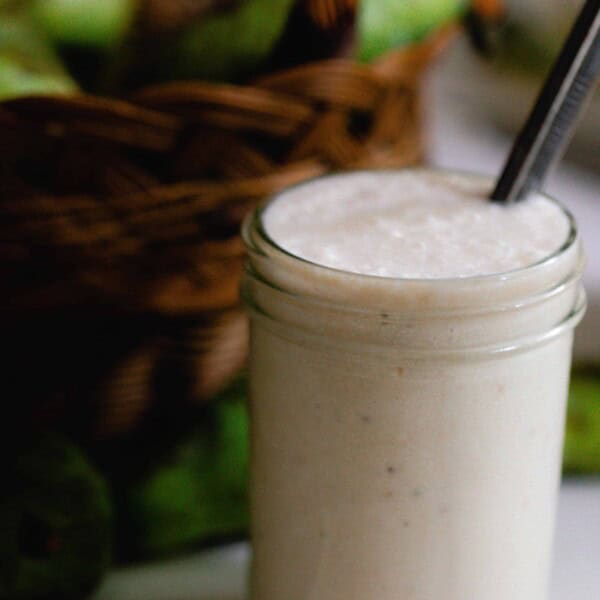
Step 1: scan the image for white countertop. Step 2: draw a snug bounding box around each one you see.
[95,41,600,599]
[551,481,600,599]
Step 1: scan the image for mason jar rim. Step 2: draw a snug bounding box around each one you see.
[243,167,579,287]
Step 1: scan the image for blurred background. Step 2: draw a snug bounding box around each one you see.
[0,1,597,599]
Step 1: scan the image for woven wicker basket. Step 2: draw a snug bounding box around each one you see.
[0,29,451,440]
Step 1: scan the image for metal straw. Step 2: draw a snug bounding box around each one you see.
[491,0,600,204]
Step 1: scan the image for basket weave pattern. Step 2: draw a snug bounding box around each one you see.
[1,34,447,437]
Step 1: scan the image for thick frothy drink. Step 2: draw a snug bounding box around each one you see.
[263,171,570,278]
[242,170,586,600]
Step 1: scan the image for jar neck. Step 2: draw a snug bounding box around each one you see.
[242,268,585,357]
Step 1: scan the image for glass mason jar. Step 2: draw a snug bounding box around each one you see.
[241,170,586,600]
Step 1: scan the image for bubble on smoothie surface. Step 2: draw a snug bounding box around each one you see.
[262,171,571,279]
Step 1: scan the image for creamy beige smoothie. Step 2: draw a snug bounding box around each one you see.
[242,170,586,600]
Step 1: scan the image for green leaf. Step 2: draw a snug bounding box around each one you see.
[3,432,112,600]
[214,375,249,494]
[0,17,77,99]
[564,367,600,474]
[29,0,136,48]
[174,0,296,81]
[358,0,468,61]
[125,438,218,554]
[118,376,250,558]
